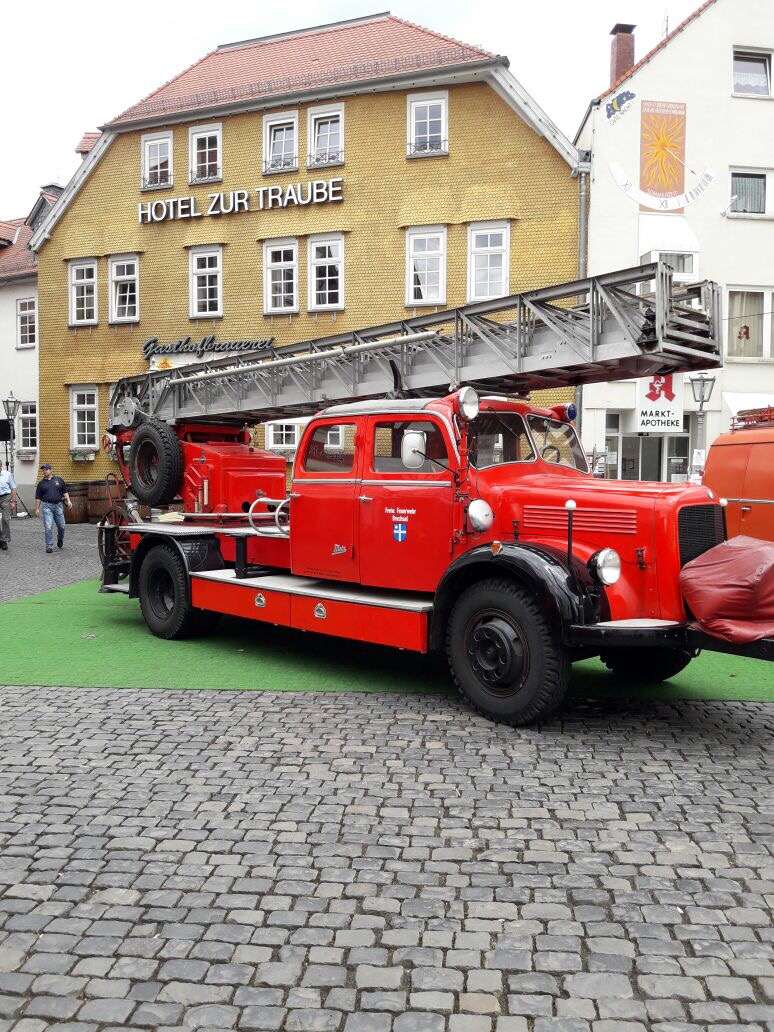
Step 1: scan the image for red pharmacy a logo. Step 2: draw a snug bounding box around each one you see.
[645,374,675,403]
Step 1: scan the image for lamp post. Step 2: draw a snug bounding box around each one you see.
[688,372,716,474]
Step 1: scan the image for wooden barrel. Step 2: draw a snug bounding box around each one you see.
[65,484,88,524]
[87,481,125,523]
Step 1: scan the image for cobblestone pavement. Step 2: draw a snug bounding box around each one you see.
[1,516,773,1030]
[0,685,772,1032]
[0,518,100,603]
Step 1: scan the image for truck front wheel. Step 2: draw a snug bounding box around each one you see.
[601,647,692,683]
[447,578,570,726]
[138,544,217,639]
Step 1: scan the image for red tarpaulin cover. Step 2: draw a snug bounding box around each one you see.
[680,535,774,643]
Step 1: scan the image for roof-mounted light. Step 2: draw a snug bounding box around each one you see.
[552,402,577,422]
[457,386,479,421]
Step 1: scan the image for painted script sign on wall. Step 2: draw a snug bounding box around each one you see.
[138,177,343,224]
[142,335,274,359]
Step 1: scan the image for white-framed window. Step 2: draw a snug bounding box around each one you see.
[189,245,223,319]
[406,226,447,306]
[70,385,98,449]
[189,123,221,184]
[264,238,298,314]
[307,104,344,167]
[640,250,699,284]
[308,234,344,311]
[407,91,448,157]
[733,49,771,96]
[263,110,298,174]
[141,131,173,190]
[266,422,301,450]
[729,169,772,215]
[16,298,36,348]
[326,425,343,449]
[468,221,510,302]
[20,403,37,450]
[727,287,774,360]
[69,259,97,326]
[109,255,139,323]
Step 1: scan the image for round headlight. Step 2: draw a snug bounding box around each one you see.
[458,386,479,421]
[468,498,494,532]
[589,547,621,586]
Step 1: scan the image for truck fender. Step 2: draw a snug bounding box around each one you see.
[129,534,224,599]
[430,542,601,651]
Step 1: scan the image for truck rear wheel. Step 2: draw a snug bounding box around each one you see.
[138,544,216,639]
[447,578,570,726]
[602,647,692,683]
[129,418,183,506]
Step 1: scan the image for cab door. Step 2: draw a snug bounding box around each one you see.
[358,416,456,592]
[741,440,774,541]
[290,419,361,581]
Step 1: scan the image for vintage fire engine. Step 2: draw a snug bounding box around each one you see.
[99,263,774,724]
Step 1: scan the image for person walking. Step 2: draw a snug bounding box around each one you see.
[34,464,71,553]
[0,464,16,551]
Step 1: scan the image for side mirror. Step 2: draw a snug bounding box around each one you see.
[401,430,427,470]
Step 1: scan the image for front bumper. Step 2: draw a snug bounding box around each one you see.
[569,619,774,662]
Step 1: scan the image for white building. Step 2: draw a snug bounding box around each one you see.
[577,0,774,481]
[0,188,62,508]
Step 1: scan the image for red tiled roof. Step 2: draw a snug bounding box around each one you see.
[107,13,498,127]
[0,221,17,245]
[75,132,101,155]
[0,219,36,280]
[600,0,717,100]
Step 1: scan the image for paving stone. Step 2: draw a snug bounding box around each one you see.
[564,975,633,1000]
[239,1005,287,1029]
[704,976,756,1000]
[637,976,705,1001]
[345,1016,393,1032]
[76,998,136,1023]
[285,1009,343,1031]
[394,1015,445,1032]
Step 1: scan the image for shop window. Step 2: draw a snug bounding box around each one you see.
[141,131,173,189]
[20,403,37,450]
[407,91,448,157]
[730,171,767,214]
[733,50,771,96]
[406,226,446,306]
[468,221,510,302]
[189,124,221,184]
[267,423,301,450]
[264,239,298,314]
[308,235,343,311]
[727,289,769,358]
[16,298,36,348]
[263,111,298,174]
[69,260,97,326]
[109,255,139,323]
[189,245,222,319]
[308,105,343,167]
[605,412,620,433]
[70,386,98,449]
[303,423,355,473]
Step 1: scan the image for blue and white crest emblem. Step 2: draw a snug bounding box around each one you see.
[393,523,407,543]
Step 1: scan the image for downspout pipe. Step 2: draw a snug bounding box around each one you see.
[576,161,590,435]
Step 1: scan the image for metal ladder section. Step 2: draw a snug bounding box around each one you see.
[108,262,722,429]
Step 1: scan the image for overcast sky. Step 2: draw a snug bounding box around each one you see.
[2,0,701,218]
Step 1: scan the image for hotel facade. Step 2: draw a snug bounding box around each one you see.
[32,14,586,484]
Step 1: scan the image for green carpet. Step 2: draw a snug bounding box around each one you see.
[2,578,773,702]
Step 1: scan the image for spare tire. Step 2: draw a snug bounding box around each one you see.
[129,419,183,506]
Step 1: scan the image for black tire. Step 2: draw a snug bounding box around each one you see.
[446,577,570,726]
[601,647,692,683]
[138,544,217,639]
[129,419,183,506]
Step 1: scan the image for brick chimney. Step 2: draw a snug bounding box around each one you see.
[610,23,636,86]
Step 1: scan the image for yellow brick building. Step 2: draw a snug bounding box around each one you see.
[32,14,583,485]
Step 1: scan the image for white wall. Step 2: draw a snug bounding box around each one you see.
[0,276,39,507]
[578,0,774,464]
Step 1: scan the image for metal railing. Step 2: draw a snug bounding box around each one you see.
[307,149,344,167]
[141,173,173,191]
[189,167,222,185]
[407,139,448,157]
[263,155,298,174]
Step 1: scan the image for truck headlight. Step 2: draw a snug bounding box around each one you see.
[457,386,479,421]
[588,548,621,585]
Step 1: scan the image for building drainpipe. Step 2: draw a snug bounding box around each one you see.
[576,167,589,437]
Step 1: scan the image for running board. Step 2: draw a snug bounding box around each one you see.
[99,583,130,594]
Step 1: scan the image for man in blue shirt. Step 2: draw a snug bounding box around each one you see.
[0,464,16,551]
[34,464,72,554]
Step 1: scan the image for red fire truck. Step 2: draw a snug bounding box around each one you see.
[99,264,774,724]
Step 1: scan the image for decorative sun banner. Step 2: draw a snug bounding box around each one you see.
[639,100,686,213]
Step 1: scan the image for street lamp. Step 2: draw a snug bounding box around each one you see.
[688,372,716,474]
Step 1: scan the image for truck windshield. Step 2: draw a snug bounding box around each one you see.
[526,415,588,472]
[469,412,536,468]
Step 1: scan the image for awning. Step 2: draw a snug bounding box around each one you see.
[722,392,774,416]
[638,213,700,260]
